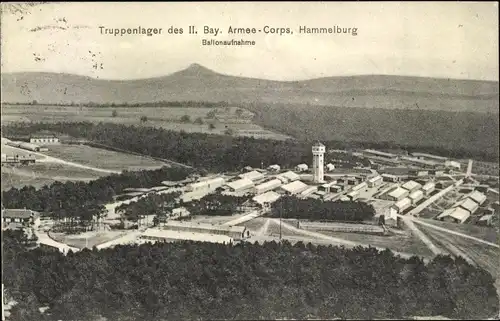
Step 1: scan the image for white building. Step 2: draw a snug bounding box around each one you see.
[29,136,60,145]
[267,164,281,172]
[346,190,359,201]
[367,175,383,187]
[467,190,487,206]
[437,207,470,224]
[453,198,479,215]
[392,198,412,213]
[225,178,255,192]
[253,179,282,194]
[352,182,368,192]
[445,160,461,170]
[163,221,247,240]
[401,180,422,193]
[408,190,424,205]
[312,142,325,183]
[279,180,309,195]
[421,182,436,195]
[141,229,234,244]
[325,163,336,172]
[238,170,265,181]
[295,163,309,172]
[252,191,281,207]
[276,171,300,183]
[381,173,400,182]
[2,209,41,229]
[300,186,318,197]
[384,187,409,201]
[188,177,225,192]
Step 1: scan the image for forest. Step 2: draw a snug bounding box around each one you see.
[184,193,253,216]
[2,167,194,230]
[2,122,312,171]
[269,196,376,222]
[3,231,498,321]
[244,102,500,162]
[116,191,181,223]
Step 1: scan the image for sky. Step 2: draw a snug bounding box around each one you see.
[1,2,498,81]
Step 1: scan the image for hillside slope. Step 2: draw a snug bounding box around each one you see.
[1,64,498,113]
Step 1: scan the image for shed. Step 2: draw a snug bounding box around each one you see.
[421,182,436,195]
[225,178,254,192]
[401,180,422,193]
[325,163,336,171]
[385,187,409,201]
[437,207,470,224]
[352,182,368,192]
[188,177,225,192]
[253,179,282,194]
[467,190,487,205]
[367,175,383,187]
[238,170,265,181]
[382,173,400,182]
[392,198,412,213]
[277,171,300,183]
[295,164,309,172]
[279,181,309,195]
[252,191,281,206]
[408,190,424,205]
[453,198,479,215]
[141,229,233,244]
[267,164,281,172]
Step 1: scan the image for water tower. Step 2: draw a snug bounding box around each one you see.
[312,142,325,183]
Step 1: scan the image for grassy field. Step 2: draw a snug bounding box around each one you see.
[1,163,107,190]
[45,144,167,171]
[49,230,129,249]
[1,144,46,159]
[1,105,291,140]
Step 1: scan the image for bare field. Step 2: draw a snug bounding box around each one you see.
[45,144,167,171]
[415,218,498,243]
[1,105,291,140]
[1,163,106,190]
[305,229,434,258]
[49,230,129,249]
[420,225,499,280]
[239,217,268,231]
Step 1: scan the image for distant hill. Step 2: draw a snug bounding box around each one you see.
[1,64,498,113]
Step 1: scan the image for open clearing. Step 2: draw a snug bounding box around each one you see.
[45,144,167,171]
[1,105,291,140]
[1,163,107,190]
[305,229,434,258]
[415,217,498,243]
[49,230,129,249]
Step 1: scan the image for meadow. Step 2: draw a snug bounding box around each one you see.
[45,144,167,171]
[1,104,291,140]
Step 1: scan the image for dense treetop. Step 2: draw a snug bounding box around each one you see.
[3,232,499,321]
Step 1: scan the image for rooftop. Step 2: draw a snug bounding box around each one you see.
[394,197,411,209]
[409,190,424,199]
[280,180,309,194]
[278,171,300,182]
[2,209,39,219]
[467,190,487,204]
[226,178,254,190]
[142,229,233,244]
[238,170,265,181]
[255,179,282,190]
[387,187,409,199]
[401,180,422,191]
[422,182,436,190]
[313,141,325,147]
[164,221,246,233]
[453,198,479,213]
[363,149,397,158]
[437,207,470,223]
[252,191,281,205]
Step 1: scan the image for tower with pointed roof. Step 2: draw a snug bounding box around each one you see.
[312,141,325,183]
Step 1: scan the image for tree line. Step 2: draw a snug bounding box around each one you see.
[5,100,230,108]
[269,196,376,222]
[2,167,194,232]
[3,232,498,321]
[185,193,253,217]
[2,122,311,172]
[116,191,181,223]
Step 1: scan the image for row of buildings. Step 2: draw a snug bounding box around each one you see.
[437,190,488,224]
[383,181,436,215]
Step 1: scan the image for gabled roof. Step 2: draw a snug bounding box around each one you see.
[394,197,411,210]
[468,190,486,205]
[313,141,325,147]
[437,207,470,223]
[422,182,435,191]
[226,178,254,190]
[252,191,281,205]
[453,198,479,214]
[255,179,282,191]
[238,170,265,181]
[401,180,422,191]
[387,187,409,199]
[409,190,424,200]
[142,229,233,244]
[280,181,309,194]
[278,171,300,182]
[368,175,383,183]
[2,209,39,219]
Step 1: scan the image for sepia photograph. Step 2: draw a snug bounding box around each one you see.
[1,1,499,320]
